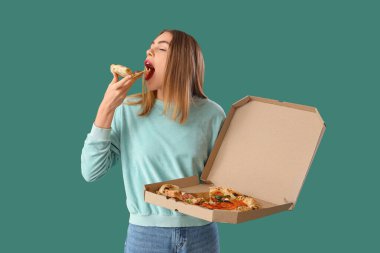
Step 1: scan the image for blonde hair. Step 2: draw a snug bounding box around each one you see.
[125,29,207,124]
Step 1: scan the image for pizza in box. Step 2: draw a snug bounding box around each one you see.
[156,184,261,211]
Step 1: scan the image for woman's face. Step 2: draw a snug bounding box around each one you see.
[144,32,173,94]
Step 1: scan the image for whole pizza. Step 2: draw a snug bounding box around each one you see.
[156,184,261,211]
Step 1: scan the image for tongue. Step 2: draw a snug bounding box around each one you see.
[145,68,155,80]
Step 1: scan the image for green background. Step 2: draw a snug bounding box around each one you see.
[1,0,378,252]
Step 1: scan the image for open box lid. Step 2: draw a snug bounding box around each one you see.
[200,96,326,209]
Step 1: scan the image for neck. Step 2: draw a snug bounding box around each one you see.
[156,88,164,101]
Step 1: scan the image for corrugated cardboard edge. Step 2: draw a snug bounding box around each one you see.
[210,202,292,224]
[249,95,317,113]
[235,203,293,223]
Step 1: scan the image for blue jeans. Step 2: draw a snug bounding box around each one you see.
[124,222,220,253]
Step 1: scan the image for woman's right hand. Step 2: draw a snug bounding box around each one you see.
[94,73,137,128]
[101,72,137,111]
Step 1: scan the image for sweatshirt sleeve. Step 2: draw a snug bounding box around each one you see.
[207,110,227,160]
[80,106,121,182]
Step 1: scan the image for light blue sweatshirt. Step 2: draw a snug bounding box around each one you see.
[81,95,226,227]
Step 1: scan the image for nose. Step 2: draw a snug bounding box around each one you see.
[146,48,154,57]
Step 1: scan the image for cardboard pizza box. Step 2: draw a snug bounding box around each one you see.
[144,95,326,224]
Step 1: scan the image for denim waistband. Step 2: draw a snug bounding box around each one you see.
[129,213,212,227]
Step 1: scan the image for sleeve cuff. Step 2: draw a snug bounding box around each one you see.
[89,123,111,141]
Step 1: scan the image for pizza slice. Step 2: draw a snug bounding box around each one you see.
[110,64,145,79]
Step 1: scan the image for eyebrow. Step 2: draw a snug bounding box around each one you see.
[151,40,170,46]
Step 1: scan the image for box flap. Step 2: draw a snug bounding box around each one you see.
[201,96,325,208]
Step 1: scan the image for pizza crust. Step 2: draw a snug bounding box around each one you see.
[235,196,261,209]
[157,184,182,199]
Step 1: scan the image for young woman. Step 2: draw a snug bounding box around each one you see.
[81,29,225,253]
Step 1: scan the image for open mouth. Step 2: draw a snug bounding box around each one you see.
[144,60,155,81]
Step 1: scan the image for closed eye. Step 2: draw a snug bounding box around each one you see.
[148,47,167,52]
